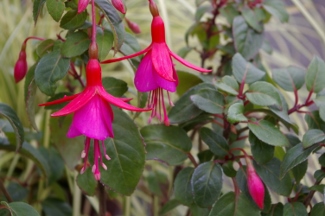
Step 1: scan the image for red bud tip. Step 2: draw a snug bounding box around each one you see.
[88,42,98,60]
[112,0,126,14]
[246,162,265,209]
[125,18,141,34]
[78,0,90,13]
[148,0,159,17]
[14,50,27,83]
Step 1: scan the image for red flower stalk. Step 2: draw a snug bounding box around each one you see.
[246,160,265,209]
[101,0,211,125]
[125,17,141,34]
[40,59,150,180]
[111,0,126,14]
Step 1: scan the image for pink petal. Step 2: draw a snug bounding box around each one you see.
[67,95,113,140]
[151,43,175,82]
[51,88,95,117]
[101,46,151,64]
[169,50,212,73]
[39,94,79,107]
[98,86,151,112]
[154,66,178,92]
[135,52,159,92]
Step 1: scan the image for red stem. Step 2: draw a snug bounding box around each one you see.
[91,0,97,45]
[187,153,198,167]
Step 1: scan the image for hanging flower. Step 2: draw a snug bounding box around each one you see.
[14,47,27,83]
[111,0,126,14]
[78,0,90,13]
[101,0,211,125]
[246,160,265,209]
[40,59,150,180]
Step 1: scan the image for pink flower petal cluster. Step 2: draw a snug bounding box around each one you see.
[102,0,211,125]
[40,59,149,180]
[247,161,265,209]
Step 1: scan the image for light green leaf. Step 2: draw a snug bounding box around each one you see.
[227,101,248,123]
[60,10,87,30]
[302,129,325,148]
[283,202,307,216]
[246,81,282,107]
[263,0,289,23]
[46,0,65,22]
[191,89,224,114]
[61,31,91,58]
[305,56,325,93]
[33,0,46,24]
[242,6,263,32]
[199,127,229,157]
[0,201,40,216]
[272,66,305,91]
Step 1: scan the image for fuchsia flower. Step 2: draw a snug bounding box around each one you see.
[40,59,149,180]
[125,17,141,34]
[78,0,90,13]
[111,0,126,14]
[246,161,265,209]
[14,48,27,83]
[102,0,211,125]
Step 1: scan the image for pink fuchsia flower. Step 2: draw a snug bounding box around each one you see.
[78,0,90,13]
[40,59,150,180]
[14,48,27,83]
[246,161,265,209]
[101,0,211,125]
[125,17,141,34]
[111,0,126,14]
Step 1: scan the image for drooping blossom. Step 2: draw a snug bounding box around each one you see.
[246,160,265,209]
[111,0,126,14]
[101,0,211,125]
[14,46,27,83]
[78,0,90,13]
[40,59,150,180]
[125,17,141,34]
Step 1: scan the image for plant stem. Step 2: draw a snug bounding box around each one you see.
[91,0,97,45]
[98,183,106,216]
[0,178,12,202]
[187,153,198,167]
[73,172,82,216]
[124,196,131,216]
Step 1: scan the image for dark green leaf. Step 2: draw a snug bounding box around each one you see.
[283,202,307,216]
[77,168,97,196]
[232,53,265,84]
[33,0,46,24]
[263,203,284,216]
[249,132,274,164]
[263,0,289,23]
[140,125,192,165]
[233,16,263,60]
[96,29,113,61]
[39,147,65,184]
[24,65,38,131]
[227,101,248,123]
[314,95,325,122]
[215,75,239,95]
[36,39,55,57]
[190,204,210,216]
[310,203,325,216]
[6,182,28,201]
[42,198,72,216]
[302,129,325,148]
[280,143,319,178]
[306,56,325,93]
[102,77,128,97]
[248,120,290,147]
[191,88,224,114]
[0,201,40,216]
[46,0,65,22]
[159,199,181,216]
[0,103,24,150]
[208,192,260,216]
[177,71,202,96]
[254,158,293,196]
[35,51,70,96]
[246,81,281,107]
[61,31,91,58]
[174,167,194,206]
[220,3,240,25]
[200,127,229,157]
[272,66,305,91]
[291,160,307,183]
[60,10,87,30]
[191,162,222,207]
[305,111,325,131]
[100,108,145,195]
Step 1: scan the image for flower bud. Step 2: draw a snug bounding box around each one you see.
[78,0,90,13]
[148,0,159,17]
[14,49,28,83]
[112,0,126,14]
[246,161,265,209]
[125,18,141,34]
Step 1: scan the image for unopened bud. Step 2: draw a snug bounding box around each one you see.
[125,18,141,34]
[88,42,98,60]
[246,161,265,209]
[78,0,90,13]
[148,0,159,17]
[112,0,126,14]
[14,49,27,83]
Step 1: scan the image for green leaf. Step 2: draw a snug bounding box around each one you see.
[36,39,55,57]
[169,83,215,124]
[33,0,46,24]
[208,192,260,216]
[283,202,307,216]
[77,168,97,196]
[96,29,114,61]
[6,182,28,201]
[191,162,223,207]
[24,65,38,131]
[190,204,210,216]
[291,160,307,183]
[159,199,181,216]
[0,103,24,150]
[232,53,265,84]
[95,0,125,52]
[248,120,289,147]
[272,66,305,91]
[119,32,141,65]
[174,167,194,206]
[177,71,202,96]
[191,89,224,114]
[227,101,248,123]
[254,158,293,196]
[195,4,213,21]
[305,111,325,131]
[41,198,72,216]
[220,3,240,25]
[100,108,145,195]
[61,31,91,58]
[242,7,263,32]
[263,0,289,23]
[302,129,325,148]
[280,143,319,178]
[310,203,325,216]
[199,127,229,157]
[46,0,65,22]
[35,51,70,96]
[246,81,282,107]
[60,10,87,30]
[264,203,284,216]
[314,95,325,122]
[0,201,40,216]
[249,132,274,164]
[102,77,128,97]
[233,16,263,60]
[215,75,239,95]
[306,56,325,93]
[140,125,192,165]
